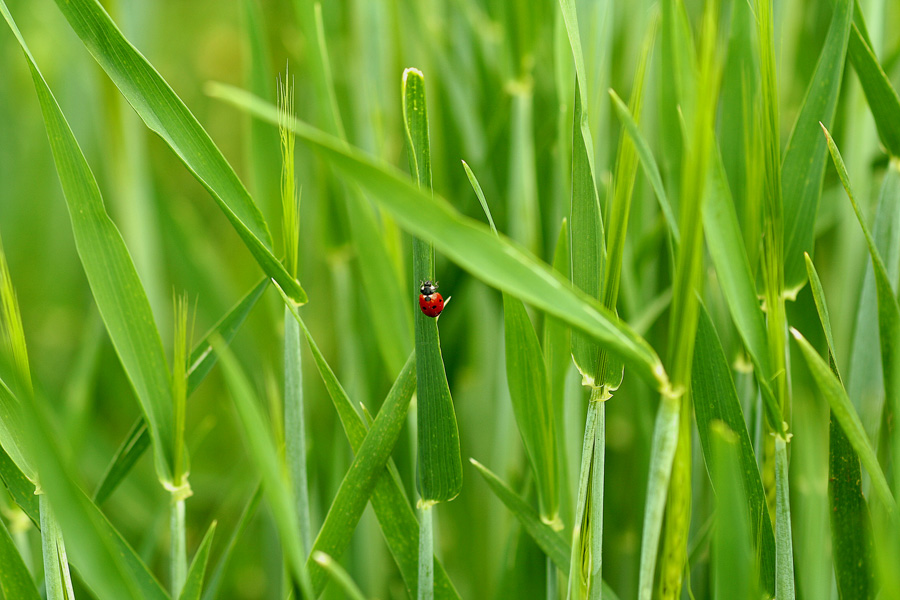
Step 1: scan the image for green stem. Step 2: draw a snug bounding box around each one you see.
[589,398,605,600]
[284,304,311,553]
[418,503,434,600]
[39,494,74,600]
[170,497,186,597]
[637,391,681,600]
[546,555,557,599]
[566,389,606,600]
[774,436,795,600]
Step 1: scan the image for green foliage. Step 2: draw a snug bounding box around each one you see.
[1,0,899,598]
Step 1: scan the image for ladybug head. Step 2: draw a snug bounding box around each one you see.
[420,280,438,296]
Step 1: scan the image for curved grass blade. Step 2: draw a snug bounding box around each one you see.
[704,147,779,429]
[781,0,852,291]
[207,83,669,394]
[0,516,40,600]
[464,159,560,527]
[792,328,895,511]
[470,459,569,573]
[0,1,176,484]
[804,254,873,599]
[710,423,759,600]
[49,0,306,303]
[281,294,460,599]
[824,124,900,498]
[213,339,314,598]
[403,68,462,505]
[93,278,268,504]
[568,79,605,388]
[306,353,416,593]
[609,90,679,243]
[0,445,38,523]
[849,11,900,157]
[502,294,559,527]
[1,432,168,600]
[178,522,216,600]
[312,552,368,600]
[692,304,775,595]
[469,458,620,600]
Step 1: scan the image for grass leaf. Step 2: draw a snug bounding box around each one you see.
[213,338,314,598]
[281,294,460,599]
[804,254,873,599]
[0,0,176,483]
[48,0,306,303]
[791,327,896,510]
[703,147,779,429]
[710,423,759,599]
[781,0,852,291]
[609,89,679,243]
[93,278,268,504]
[403,68,462,504]
[206,84,670,393]
[692,304,775,595]
[848,10,900,157]
[305,352,415,592]
[823,124,900,497]
[0,516,40,600]
[178,522,216,600]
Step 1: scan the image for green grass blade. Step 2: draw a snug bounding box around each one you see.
[636,393,680,600]
[804,254,873,599]
[848,12,900,157]
[305,352,416,593]
[312,552,368,600]
[213,339,314,598]
[470,458,569,574]
[464,158,560,527]
[48,0,306,303]
[824,124,900,497]
[1,436,168,600]
[782,0,852,291]
[692,304,775,596]
[0,515,40,600]
[568,78,605,388]
[40,495,75,600]
[773,436,795,600]
[22,400,169,599]
[0,2,176,484]
[0,377,33,483]
[206,84,669,393]
[93,278,268,504]
[0,445,38,523]
[281,294,460,599]
[791,327,895,511]
[710,423,759,600]
[557,0,607,388]
[201,486,261,600]
[609,90,679,243]
[177,522,216,600]
[461,160,497,235]
[403,68,462,504]
[703,147,779,429]
[544,220,573,523]
[502,293,559,526]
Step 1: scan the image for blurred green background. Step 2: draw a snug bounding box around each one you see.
[1,0,899,598]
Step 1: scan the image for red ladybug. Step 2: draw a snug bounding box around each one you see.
[418,280,445,318]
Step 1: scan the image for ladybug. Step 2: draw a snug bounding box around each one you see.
[418,280,445,318]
